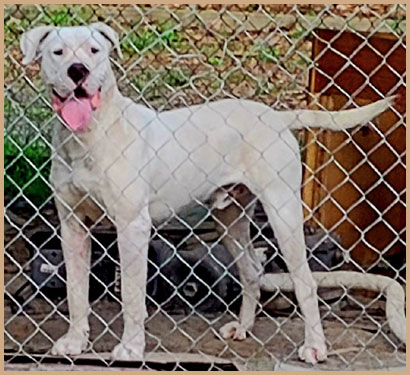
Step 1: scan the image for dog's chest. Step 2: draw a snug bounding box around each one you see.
[55,133,118,205]
[71,155,103,192]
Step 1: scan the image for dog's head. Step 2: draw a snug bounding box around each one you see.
[20,23,122,131]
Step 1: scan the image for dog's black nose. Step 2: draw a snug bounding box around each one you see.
[67,63,89,84]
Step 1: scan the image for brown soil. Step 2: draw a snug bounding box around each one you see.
[4,297,405,370]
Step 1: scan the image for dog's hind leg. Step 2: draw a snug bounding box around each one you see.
[257,169,327,364]
[212,185,263,340]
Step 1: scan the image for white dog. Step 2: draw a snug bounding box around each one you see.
[21,23,393,364]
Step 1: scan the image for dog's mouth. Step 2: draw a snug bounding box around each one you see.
[53,86,91,101]
[52,86,101,132]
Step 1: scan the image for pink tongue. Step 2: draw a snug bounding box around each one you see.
[60,98,93,131]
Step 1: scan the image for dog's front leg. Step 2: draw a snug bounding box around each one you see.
[111,205,151,361]
[52,215,91,356]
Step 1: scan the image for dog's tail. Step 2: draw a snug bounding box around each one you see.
[283,96,395,131]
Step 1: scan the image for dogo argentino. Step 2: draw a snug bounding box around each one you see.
[20,23,393,364]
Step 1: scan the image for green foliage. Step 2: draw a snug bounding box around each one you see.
[5,97,54,141]
[388,15,404,32]
[4,19,30,46]
[132,67,191,100]
[208,57,224,66]
[258,45,280,63]
[161,27,182,48]
[162,68,190,87]
[5,99,53,206]
[47,10,73,26]
[4,98,20,123]
[291,29,306,40]
[43,5,94,26]
[122,30,158,54]
[4,138,52,206]
[121,25,185,56]
[25,104,54,127]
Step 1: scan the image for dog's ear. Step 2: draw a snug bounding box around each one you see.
[90,22,123,59]
[20,26,55,65]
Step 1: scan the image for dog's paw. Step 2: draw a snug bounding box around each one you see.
[112,342,144,361]
[298,342,327,364]
[219,321,247,341]
[51,330,88,356]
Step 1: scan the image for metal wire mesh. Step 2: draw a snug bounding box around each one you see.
[4,4,406,371]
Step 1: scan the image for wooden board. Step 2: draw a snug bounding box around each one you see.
[4,351,235,371]
[303,29,405,267]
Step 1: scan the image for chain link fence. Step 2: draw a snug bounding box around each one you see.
[4,4,406,371]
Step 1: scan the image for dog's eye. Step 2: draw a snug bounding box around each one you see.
[91,47,99,54]
[53,49,63,56]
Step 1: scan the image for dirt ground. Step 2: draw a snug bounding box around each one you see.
[4,297,405,371]
[4,207,406,370]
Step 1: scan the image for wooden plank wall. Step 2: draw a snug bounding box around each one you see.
[303,29,405,268]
